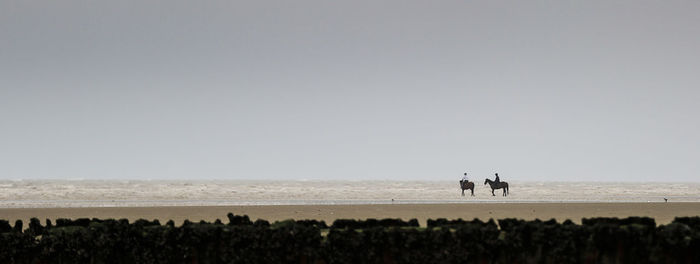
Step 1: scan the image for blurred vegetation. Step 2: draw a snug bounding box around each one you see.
[1,215,699,263]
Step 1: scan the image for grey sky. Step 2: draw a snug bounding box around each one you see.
[1,0,699,181]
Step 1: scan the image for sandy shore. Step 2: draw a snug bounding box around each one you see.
[1,203,698,227]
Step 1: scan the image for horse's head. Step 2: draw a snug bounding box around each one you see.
[484,179,489,185]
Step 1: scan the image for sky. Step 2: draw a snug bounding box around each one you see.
[1,0,699,181]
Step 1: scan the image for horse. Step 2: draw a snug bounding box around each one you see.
[484,178,509,196]
[460,180,475,196]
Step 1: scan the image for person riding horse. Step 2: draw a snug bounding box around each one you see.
[485,173,508,196]
[459,172,474,196]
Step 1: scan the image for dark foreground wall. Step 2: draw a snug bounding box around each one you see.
[1,214,699,264]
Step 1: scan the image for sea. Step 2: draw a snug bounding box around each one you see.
[2,180,700,208]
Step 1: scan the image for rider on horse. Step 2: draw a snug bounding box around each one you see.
[485,173,508,196]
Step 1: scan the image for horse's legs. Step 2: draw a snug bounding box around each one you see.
[461,189,465,196]
[470,188,474,196]
[491,189,495,196]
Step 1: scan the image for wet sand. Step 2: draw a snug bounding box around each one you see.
[1,202,698,227]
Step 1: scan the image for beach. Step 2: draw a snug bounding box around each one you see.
[4,180,700,208]
[3,181,699,227]
[2,202,698,227]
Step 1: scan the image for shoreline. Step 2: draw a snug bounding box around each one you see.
[1,202,698,227]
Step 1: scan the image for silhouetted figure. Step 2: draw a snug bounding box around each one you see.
[494,173,501,184]
[484,178,509,196]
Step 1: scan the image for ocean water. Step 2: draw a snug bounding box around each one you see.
[1,180,699,208]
